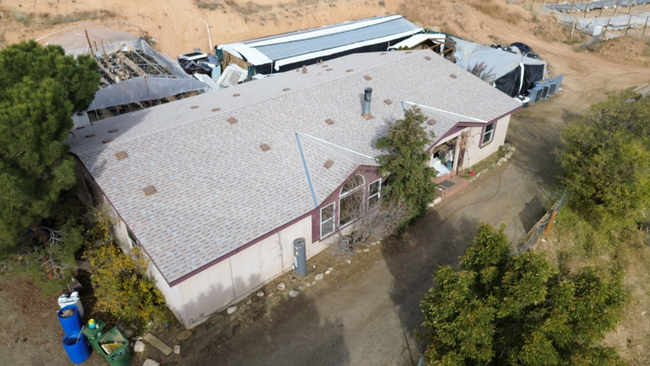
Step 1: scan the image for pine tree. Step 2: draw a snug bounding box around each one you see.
[0,41,100,249]
[376,106,437,218]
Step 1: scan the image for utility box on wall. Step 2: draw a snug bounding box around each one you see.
[293,238,307,277]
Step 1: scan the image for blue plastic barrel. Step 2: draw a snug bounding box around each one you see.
[58,305,82,334]
[62,331,91,364]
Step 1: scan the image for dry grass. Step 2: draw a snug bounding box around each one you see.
[469,0,520,24]
[195,0,225,10]
[224,0,272,15]
[39,10,115,27]
[536,209,650,365]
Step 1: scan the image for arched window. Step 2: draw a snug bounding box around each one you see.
[339,174,365,227]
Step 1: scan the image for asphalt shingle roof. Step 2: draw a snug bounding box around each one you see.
[68,50,521,283]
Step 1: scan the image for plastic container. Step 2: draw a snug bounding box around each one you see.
[99,328,132,366]
[82,319,107,353]
[62,331,91,364]
[58,291,84,318]
[58,305,83,335]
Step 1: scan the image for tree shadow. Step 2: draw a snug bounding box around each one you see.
[380,209,479,364]
[163,272,350,366]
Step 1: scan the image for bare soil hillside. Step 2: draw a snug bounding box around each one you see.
[0,0,649,364]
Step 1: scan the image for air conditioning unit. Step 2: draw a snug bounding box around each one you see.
[528,85,544,104]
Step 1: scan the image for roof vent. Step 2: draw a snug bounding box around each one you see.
[427,119,437,126]
[260,143,271,152]
[380,52,386,55]
[76,126,85,130]
[364,75,372,81]
[212,108,221,112]
[425,56,431,60]
[233,93,240,97]
[227,117,238,124]
[85,134,95,138]
[302,66,307,74]
[283,88,290,91]
[326,68,332,71]
[406,51,412,54]
[384,99,392,105]
[102,139,113,144]
[143,185,157,196]
[346,69,353,72]
[450,74,457,79]
[325,118,334,125]
[322,65,328,68]
[324,159,334,169]
[191,105,199,109]
[109,129,118,133]
[362,87,373,118]
[116,151,128,160]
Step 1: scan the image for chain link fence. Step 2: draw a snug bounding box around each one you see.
[517,188,569,254]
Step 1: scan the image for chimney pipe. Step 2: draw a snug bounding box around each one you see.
[363,87,372,115]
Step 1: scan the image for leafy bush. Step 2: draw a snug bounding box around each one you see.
[418,224,627,365]
[85,211,169,328]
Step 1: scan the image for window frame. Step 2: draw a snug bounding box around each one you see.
[368,179,381,208]
[480,122,496,147]
[338,174,366,228]
[320,202,336,239]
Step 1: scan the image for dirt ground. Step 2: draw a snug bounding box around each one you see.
[0,0,649,365]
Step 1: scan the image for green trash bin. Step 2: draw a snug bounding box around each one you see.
[82,319,107,353]
[98,328,133,366]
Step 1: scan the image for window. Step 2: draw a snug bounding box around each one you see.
[368,179,381,207]
[127,229,139,247]
[481,122,495,146]
[339,175,365,227]
[320,202,336,238]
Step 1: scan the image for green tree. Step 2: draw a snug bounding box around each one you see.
[376,107,437,218]
[0,41,100,249]
[558,90,650,224]
[418,224,627,365]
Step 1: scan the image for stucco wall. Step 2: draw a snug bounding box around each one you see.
[459,115,511,170]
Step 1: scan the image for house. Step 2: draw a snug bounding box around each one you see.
[215,14,423,75]
[68,50,521,328]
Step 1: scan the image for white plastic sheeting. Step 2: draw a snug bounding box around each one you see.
[46,28,210,114]
[217,64,248,87]
[546,0,650,12]
[556,12,650,36]
[87,77,208,111]
[387,33,448,50]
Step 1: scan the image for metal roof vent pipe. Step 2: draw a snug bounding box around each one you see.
[362,87,373,119]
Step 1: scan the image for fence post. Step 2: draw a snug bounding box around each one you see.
[584,0,590,17]
[571,18,577,37]
[644,16,649,37]
[544,210,559,235]
[614,0,621,17]
[625,15,633,35]
[605,17,611,34]
[570,0,576,12]
[555,0,560,11]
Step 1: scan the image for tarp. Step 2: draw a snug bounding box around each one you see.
[453,37,546,97]
[546,0,650,12]
[87,77,209,111]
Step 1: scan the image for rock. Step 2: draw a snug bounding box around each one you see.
[277,282,286,291]
[227,306,238,315]
[256,291,264,297]
[428,202,435,207]
[134,340,145,353]
[299,285,305,291]
[347,259,352,264]
[363,248,370,252]
[433,197,443,205]
[497,162,502,166]
[499,157,507,163]
[176,330,192,341]
[174,345,181,355]
[541,238,546,243]
[328,267,333,271]
[312,281,316,285]
[325,270,331,275]
[246,299,252,305]
[124,329,134,338]
[507,145,516,152]
[642,311,647,316]
[289,290,300,298]
[314,273,324,281]
[505,152,513,159]
[0,12,7,19]
[142,359,160,366]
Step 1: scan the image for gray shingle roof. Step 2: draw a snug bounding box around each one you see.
[68,50,521,283]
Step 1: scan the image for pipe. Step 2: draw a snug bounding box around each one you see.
[363,87,372,115]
